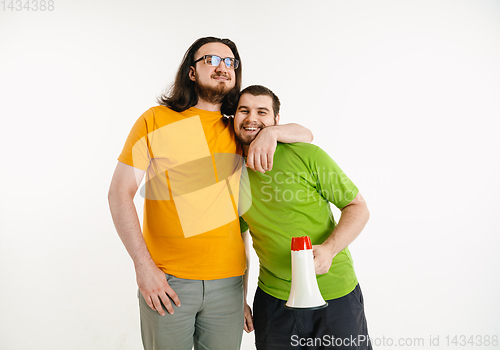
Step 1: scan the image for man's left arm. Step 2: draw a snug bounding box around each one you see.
[241,227,254,333]
[313,192,370,274]
[246,123,313,173]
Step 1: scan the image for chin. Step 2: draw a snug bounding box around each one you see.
[244,137,255,145]
[236,136,252,146]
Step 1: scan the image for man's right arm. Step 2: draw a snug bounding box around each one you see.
[108,161,181,315]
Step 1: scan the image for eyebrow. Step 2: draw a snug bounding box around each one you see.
[208,54,235,58]
[237,105,270,112]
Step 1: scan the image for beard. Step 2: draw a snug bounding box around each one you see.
[235,133,253,146]
[235,122,267,146]
[195,73,233,105]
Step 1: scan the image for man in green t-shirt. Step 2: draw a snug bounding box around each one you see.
[235,85,372,349]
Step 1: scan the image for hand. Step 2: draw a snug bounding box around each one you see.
[243,302,254,333]
[246,127,277,173]
[312,244,335,275]
[136,262,181,316]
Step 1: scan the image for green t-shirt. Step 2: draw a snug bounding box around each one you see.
[240,143,359,301]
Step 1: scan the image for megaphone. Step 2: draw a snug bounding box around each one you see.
[285,236,328,310]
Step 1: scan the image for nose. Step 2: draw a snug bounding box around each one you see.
[245,111,260,122]
[215,59,229,72]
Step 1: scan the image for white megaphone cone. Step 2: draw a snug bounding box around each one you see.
[285,236,328,310]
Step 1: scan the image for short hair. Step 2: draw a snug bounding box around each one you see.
[157,37,242,115]
[238,85,280,117]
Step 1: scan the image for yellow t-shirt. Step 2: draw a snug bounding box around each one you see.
[118,106,246,280]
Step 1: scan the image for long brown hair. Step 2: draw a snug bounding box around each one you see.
[157,37,242,115]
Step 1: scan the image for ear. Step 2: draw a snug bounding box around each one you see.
[189,66,196,82]
[275,113,280,125]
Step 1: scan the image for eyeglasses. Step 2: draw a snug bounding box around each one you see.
[193,55,239,69]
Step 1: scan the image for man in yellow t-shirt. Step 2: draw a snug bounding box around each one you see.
[108,37,313,350]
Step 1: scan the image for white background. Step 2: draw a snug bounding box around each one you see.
[1,1,499,349]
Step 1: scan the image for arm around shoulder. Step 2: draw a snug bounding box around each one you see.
[269,123,314,144]
[246,123,314,173]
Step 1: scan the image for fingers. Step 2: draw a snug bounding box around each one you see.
[312,245,319,255]
[313,256,322,275]
[152,294,169,316]
[244,317,254,333]
[158,284,181,315]
[314,262,329,275]
[312,245,320,261]
[142,291,171,316]
[165,284,181,307]
[312,245,334,275]
[246,128,277,173]
[141,290,168,316]
[246,151,270,173]
[244,304,254,333]
[143,294,157,313]
[136,264,182,316]
[246,152,265,173]
[266,153,273,171]
[260,153,268,172]
[312,245,325,275]
[142,288,181,316]
[246,153,255,172]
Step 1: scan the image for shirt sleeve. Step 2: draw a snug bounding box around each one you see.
[117,108,154,171]
[311,147,359,209]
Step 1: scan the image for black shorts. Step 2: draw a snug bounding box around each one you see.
[253,284,372,350]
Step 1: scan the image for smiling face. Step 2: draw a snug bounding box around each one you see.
[234,93,280,147]
[189,42,237,104]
